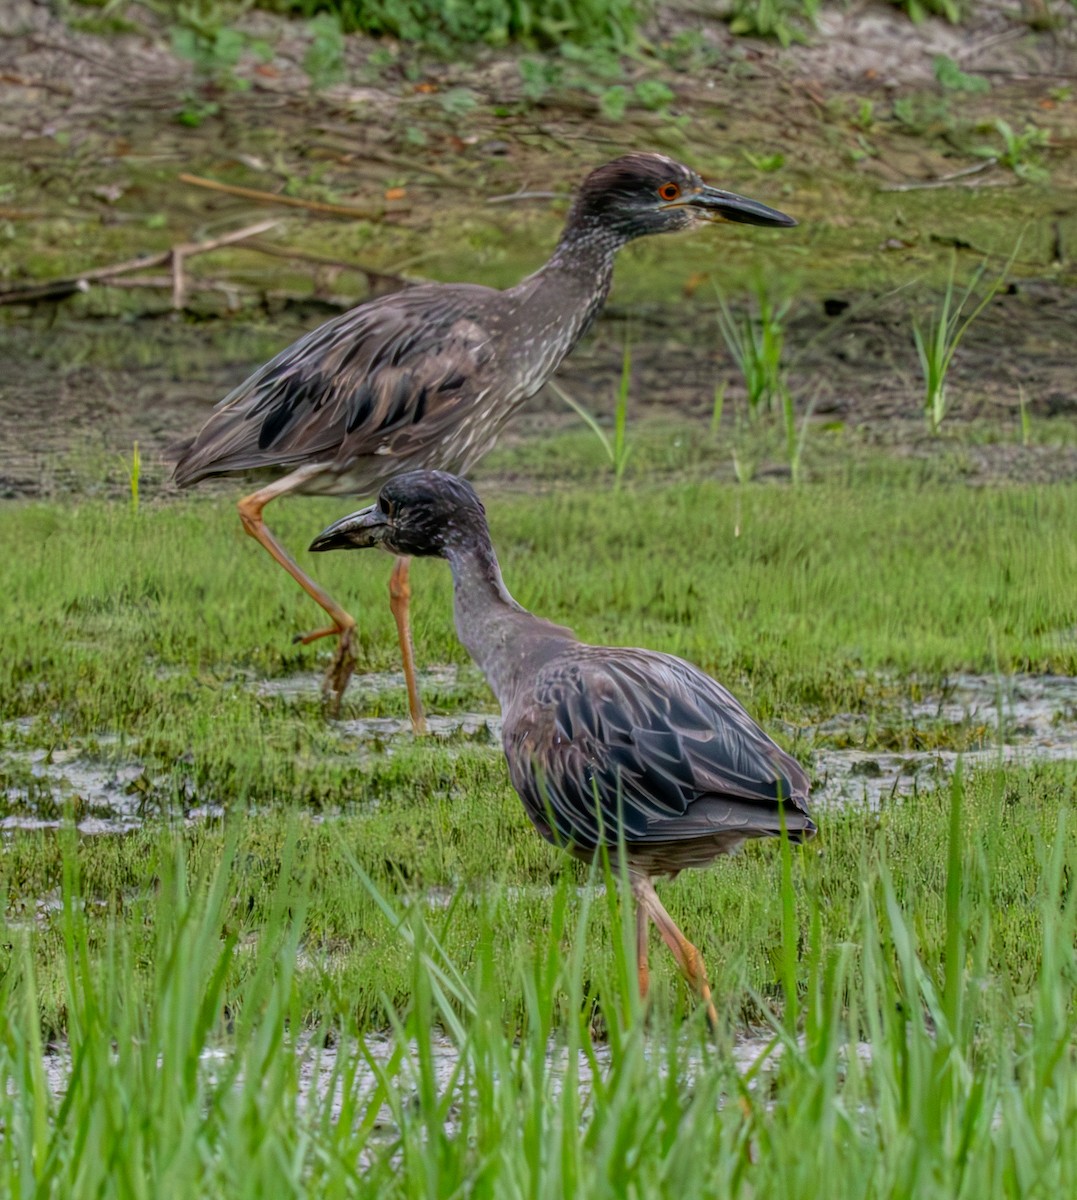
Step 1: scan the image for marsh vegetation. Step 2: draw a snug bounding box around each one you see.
[2,0,1076,1193]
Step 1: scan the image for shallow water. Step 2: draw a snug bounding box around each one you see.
[31,1024,848,1138]
[0,729,225,837]
[2,671,1075,835]
[807,673,1077,808]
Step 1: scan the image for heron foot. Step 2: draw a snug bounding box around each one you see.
[320,623,357,715]
[295,624,339,646]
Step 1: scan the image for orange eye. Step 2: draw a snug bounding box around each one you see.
[658,182,681,202]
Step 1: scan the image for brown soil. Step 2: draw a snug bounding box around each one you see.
[1,0,1074,496]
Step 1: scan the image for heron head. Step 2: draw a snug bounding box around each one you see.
[571,152,796,240]
[309,470,487,559]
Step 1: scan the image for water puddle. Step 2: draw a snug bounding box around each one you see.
[1,746,153,836]
[335,711,501,742]
[254,664,468,702]
[0,729,223,837]
[29,1025,842,1136]
[2,673,1074,836]
[807,673,1077,808]
[809,673,1077,745]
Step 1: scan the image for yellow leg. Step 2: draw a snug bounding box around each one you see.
[636,901,651,1003]
[632,875,718,1033]
[236,466,357,711]
[389,556,426,734]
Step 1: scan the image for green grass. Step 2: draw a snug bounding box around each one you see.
[914,249,1018,434]
[2,467,1074,733]
[1,766,1075,1195]
[1,461,1075,1193]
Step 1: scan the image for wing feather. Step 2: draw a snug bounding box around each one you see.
[504,647,812,854]
[173,284,499,486]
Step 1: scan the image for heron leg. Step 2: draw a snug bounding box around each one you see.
[636,900,651,1004]
[236,468,357,710]
[388,556,427,735]
[632,875,718,1033]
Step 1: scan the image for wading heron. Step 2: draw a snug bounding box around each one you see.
[310,470,815,1028]
[174,154,795,728]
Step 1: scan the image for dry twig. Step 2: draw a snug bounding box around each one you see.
[179,173,406,219]
[0,219,277,307]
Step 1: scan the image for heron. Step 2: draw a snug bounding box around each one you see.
[174,154,795,728]
[310,470,815,1028]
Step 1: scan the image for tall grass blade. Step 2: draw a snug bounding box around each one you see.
[613,339,632,490]
[916,239,1023,432]
[548,379,615,465]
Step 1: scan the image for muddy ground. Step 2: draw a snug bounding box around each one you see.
[1,0,1074,497]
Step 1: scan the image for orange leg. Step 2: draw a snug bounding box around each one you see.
[388,556,427,734]
[633,902,652,1017]
[632,874,718,1033]
[236,466,357,710]
[636,901,651,1004]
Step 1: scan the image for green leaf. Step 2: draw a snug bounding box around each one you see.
[933,54,989,93]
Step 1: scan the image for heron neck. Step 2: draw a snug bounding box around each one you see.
[445,539,573,709]
[506,219,626,351]
[548,216,628,275]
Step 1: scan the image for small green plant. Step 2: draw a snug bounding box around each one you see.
[933,53,989,93]
[728,0,819,46]
[303,12,346,90]
[893,0,962,22]
[730,409,761,486]
[167,2,272,125]
[437,88,479,117]
[128,441,141,515]
[654,28,724,72]
[891,94,951,136]
[516,45,673,121]
[850,98,876,132]
[611,341,632,489]
[913,246,1019,434]
[975,118,1050,181]
[598,85,630,121]
[1018,385,1032,447]
[714,281,791,419]
[742,150,785,173]
[548,342,633,489]
[266,0,642,49]
[633,80,675,112]
[710,381,726,440]
[782,386,818,486]
[518,55,559,102]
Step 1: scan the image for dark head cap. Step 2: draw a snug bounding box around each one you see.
[309,470,488,559]
[569,152,796,240]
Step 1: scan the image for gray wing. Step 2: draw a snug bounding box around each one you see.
[173,283,499,486]
[503,647,812,853]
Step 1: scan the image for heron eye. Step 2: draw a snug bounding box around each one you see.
[658,182,681,202]
[381,496,395,518]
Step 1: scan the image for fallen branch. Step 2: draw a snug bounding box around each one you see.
[0,219,277,307]
[179,173,406,219]
[360,149,469,187]
[880,158,1003,192]
[486,190,558,204]
[244,239,417,289]
[101,275,246,307]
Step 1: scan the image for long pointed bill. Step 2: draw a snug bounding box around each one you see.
[309,505,386,552]
[679,185,796,227]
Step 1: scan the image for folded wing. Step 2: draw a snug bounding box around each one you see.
[504,646,813,852]
[173,284,498,486]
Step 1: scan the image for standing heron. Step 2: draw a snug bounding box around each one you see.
[310,471,815,1029]
[173,154,796,729]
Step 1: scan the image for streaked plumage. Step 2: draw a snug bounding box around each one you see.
[310,470,815,1030]
[173,154,796,727]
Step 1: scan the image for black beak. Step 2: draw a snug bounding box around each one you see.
[309,505,386,552]
[680,185,796,228]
